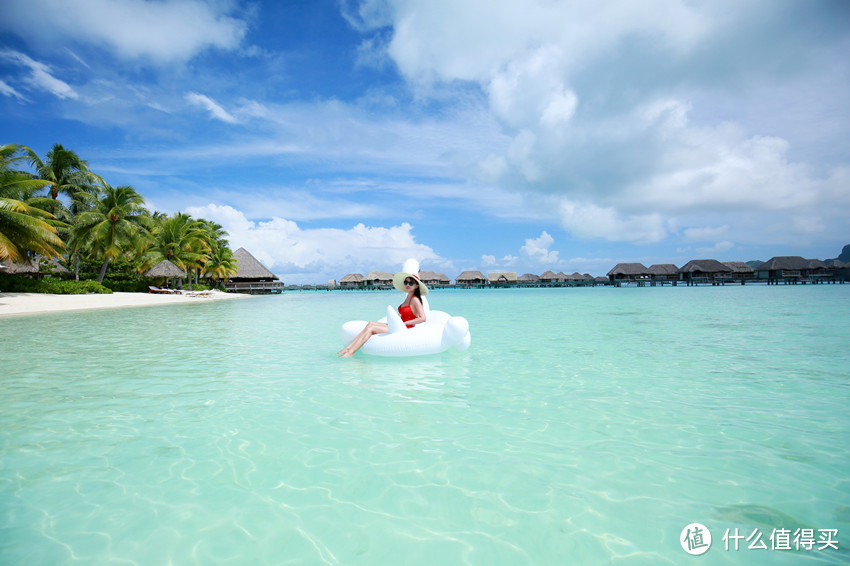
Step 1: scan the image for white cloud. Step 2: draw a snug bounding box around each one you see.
[0,0,247,63]
[360,0,850,252]
[559,200,667,244]
[684,225,729,241]
[0,49,78,99]
[184,203,440,282]
[521,231,560,264]
[0,79,27,102]
[695,240,735,256]
[481,254,496,267]
[185,92,239,124]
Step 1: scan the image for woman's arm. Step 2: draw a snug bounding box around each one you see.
[406,296,427,326]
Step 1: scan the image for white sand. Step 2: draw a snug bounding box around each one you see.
[0,290,249,318]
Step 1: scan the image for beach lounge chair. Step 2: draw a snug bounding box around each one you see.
[148,286,173,294]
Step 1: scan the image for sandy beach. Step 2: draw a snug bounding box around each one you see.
[0,290,249,318]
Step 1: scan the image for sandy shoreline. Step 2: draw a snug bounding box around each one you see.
[0,290,249,318]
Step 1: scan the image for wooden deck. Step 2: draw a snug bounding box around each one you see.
[224,281,283,294]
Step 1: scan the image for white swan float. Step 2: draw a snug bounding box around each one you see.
[340,296,471,357]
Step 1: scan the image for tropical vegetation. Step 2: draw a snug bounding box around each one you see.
[0,143,238,293]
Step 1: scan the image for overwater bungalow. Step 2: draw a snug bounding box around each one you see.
[489,272,517,287]
[364,270,393,289]
[755,256,837,284]
[722,261,755,282]
[420,270,451,288]
[517,273,540,286]
[607,263,651,284]
[339,273,365,289]
[539,270,559,286]
[225,248,283,294]
[678,259,733,285]
[649,264,679,284]
[456,270,487,287]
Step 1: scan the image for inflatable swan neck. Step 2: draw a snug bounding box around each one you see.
[386,305,406,333]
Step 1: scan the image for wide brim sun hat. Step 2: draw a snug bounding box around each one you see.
[392,258,429,295]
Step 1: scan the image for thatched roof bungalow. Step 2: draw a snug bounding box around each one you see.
[364,270,393,288]
[420,270,451,287]
[539,270,559,285]
[226,248,282,294]
[489,272,517,287]
[339,273,365,289]
[607,263,650,282]
[753,256,833,282]
[649,264,679,281]
[518,273,540,286]
[722,261,755,279]
[456,270,487,287]
[678,259,733,283]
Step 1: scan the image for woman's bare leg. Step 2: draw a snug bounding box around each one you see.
[338,321,389,357]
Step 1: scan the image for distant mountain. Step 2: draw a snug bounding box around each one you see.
[824,244,849,265]
[746,260,764,269]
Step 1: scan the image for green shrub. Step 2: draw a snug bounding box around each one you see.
[0,274,112,294]
[101,277,149,293]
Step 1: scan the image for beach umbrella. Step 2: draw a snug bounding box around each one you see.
[144,259,187,278]
[144,259,187,288]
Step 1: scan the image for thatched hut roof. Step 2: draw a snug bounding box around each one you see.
[518,273,539,282]
[144,259,186,278]
[365,270,393,283]
[539,270,558,280]
[340,273,364,283]
[607,263,650,276]
[722,261,754,274]
[649,264,679,276]
[456,270,487,282]
[232,247,278,280]
[489,272,517,283]
[755,256,809,272]
[678,259,732,274]
[420,270,450,284]
[3,256,69,275]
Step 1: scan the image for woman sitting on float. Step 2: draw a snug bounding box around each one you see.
[337,260,428,357]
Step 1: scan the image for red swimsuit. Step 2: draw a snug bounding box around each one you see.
[398,304,415,328]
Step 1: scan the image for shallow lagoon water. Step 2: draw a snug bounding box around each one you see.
[1,285,849,564]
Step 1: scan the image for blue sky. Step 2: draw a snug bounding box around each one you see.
[1,0,848,283]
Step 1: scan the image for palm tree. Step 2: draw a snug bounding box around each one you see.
[195,218,230,285]
[203,244,238,288]
[26,143,101,201]
[0,144,64,262]
[143,213,210,288]
[72,184,150,283]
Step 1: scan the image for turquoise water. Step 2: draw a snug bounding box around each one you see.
[1,286,849,565]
